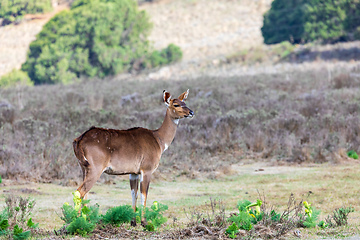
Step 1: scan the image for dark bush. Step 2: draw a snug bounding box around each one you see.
[262,0,306,44]
[262,0,359,44]
[343,0,360,40]
[0,0,52,26]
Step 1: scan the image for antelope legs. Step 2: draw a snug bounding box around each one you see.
[140,171,152,226]
[129,174,140,226]
[129,171,152,226]
[77,167,103,199]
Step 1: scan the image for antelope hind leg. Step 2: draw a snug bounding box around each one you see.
[129,174,140,226]
[140,171,152,227]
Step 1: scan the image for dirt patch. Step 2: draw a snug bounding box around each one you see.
[3,188,44,195]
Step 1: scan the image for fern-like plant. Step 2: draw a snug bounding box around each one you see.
[102,205,135,226]
[12,225,30,240]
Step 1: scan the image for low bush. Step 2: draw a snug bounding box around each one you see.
[102,205,135,226]
[145,44,183,69]
[326,206,355,227]
[143,201,168,231]
[0,70,33,88]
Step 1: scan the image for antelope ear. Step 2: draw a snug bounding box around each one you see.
[163,90,171,106]
[178,89,189,101]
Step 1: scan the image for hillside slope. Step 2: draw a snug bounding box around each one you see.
[0,0,272,77]
[140,0,272,62]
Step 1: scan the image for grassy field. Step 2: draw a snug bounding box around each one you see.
[1,162,359,239]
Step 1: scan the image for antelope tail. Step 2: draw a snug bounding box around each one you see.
[73,127,96,167]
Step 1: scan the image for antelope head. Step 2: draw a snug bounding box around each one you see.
[163,89,194,120]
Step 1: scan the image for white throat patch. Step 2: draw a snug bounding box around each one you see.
[173,119,179,125]
[163,143,168,153]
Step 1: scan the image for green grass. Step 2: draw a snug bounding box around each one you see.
[1,163,359,239]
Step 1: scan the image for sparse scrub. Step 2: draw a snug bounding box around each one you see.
[1,65,360,182]
[184,198,226,228]
[326,207,355,227]
[0,195,38,239]
[225,194,356,239]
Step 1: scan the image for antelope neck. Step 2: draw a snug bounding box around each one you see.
[153,108,178,152]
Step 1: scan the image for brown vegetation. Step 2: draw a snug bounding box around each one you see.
[1,63,360,183]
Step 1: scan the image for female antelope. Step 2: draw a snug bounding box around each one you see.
[73,90,194,225]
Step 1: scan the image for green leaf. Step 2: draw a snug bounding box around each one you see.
[0,219,9,231]
[27,218,38,229]
[13,225,31,240]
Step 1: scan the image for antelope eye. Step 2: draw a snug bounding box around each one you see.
[173,104,180,107]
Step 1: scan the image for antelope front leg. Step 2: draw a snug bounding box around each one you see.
[140,171,152,226]
[129,174,140,226]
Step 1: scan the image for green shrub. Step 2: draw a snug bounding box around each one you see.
[0,0,52,26]
[143,201,168,231]
[66,216,96,237]
[60,200,101,236]
[22,0,182,85]
[227,199,263,231]
[0,70,33,88]
[12,225,30,240]
[60,203,78,224]
[22,0,152,84]
[326,207,355,227]
[347,150,358,159]
[102,205,135,226]
[225,222,239,239]
[262,0,359,44]
[262,0,305,44]
[343,0,360,40]
[228,211,254,230]
[303,0,347,43]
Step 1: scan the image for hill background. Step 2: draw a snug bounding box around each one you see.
[0,0,273,78]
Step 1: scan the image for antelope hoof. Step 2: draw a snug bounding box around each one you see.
[131,219,137,227]
[141,220,148,228]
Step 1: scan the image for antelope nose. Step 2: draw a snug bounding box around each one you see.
[189,110,194,117]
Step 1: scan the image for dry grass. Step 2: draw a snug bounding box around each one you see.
[1,63,360,183]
